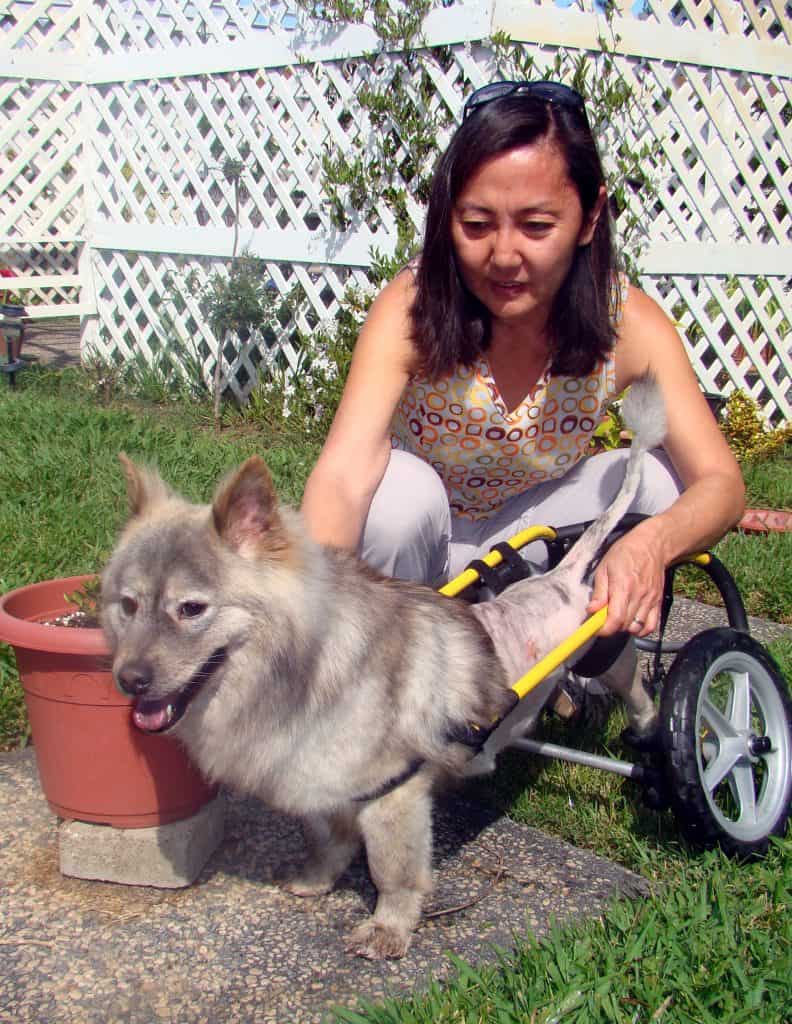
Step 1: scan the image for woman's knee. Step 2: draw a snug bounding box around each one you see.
[359,450,451,581]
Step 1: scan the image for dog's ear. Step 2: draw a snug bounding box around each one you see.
[119,452,172,517]
[212,456,287,559]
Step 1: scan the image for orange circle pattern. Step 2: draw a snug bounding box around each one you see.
[391,353,617,521]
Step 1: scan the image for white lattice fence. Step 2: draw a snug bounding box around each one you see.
[1,0,790,420]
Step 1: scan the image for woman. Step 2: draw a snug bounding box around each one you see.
[301,81,744,640]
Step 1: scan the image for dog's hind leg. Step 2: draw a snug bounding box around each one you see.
[346,772,435,960]
[282,809,361,897]
[598,641,658,744]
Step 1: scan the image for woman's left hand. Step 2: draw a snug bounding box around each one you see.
[586,526,668,637]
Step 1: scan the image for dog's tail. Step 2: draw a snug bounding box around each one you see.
[558,374,666,575]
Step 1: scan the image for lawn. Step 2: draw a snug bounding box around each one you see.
[1,366,790,1023]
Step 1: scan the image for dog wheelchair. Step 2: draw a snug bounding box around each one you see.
[441,514,792,860]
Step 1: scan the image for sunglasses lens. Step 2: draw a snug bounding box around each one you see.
[523,82,584,109]
[463,82,518,117]
[463,80,586,120]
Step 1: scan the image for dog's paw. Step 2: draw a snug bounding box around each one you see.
[275,865,335,898]
[620,723,661,753]
[280,878,333,898]
[345,921,410,960]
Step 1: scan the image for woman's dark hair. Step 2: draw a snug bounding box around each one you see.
[410,94,617,379]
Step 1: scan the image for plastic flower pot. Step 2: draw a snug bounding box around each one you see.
[0,575,216,828]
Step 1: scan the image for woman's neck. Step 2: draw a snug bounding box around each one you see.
[490,315,551,361]
[486,321,553,413]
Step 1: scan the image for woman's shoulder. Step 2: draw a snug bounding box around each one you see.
[614,282,689,387]
[357,268,421,376]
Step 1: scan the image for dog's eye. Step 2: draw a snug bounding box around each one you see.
[178,601,207,620]
[120,596,138,617]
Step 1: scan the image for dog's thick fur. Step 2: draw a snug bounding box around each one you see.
[102,376,664,959]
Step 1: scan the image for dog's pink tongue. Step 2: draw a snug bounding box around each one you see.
[132,704,171,733]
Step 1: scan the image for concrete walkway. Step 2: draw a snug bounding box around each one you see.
[2,598,789,1023]
[1,749,647,1024]
[16,316,81,369]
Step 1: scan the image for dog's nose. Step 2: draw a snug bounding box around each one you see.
[117,662,153,695]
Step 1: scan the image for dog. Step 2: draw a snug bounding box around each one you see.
[101,375,664,959]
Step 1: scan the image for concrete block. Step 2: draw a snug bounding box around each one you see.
[59,794,225,888]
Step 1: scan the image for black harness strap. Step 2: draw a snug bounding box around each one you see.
[353,758,425,803]
[446,691,520,751]
[466,558,503,594]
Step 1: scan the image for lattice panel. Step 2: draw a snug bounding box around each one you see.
[646,274,791,420]
[0,77,83,239]
[89,65,370,238]
[89,0,303,54]
[0,240,82,306]
[642,61,790,245]
[89,249,374,402]
[0,0,83,52]
[619,0,790,42]
[3,0,788,53]
[1,0,790,420]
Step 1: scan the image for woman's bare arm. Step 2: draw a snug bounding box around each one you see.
[301,271,418,550]
[592,285,745,636]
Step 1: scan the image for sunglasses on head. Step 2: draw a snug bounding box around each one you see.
[463,80,589,125]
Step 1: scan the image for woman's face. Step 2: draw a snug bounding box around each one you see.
[450,141,605,334]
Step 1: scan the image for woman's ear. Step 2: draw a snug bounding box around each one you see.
[578,185,608,246]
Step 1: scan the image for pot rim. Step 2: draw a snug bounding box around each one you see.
[0,574,109,656]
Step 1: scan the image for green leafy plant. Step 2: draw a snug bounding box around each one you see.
[590,402,626,453]
[61,578,102,628]
[241,283,367,441]
[184,153,279,426]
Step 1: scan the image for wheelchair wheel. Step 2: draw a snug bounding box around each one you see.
[659,627,792,858]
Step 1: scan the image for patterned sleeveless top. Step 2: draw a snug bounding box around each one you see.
[390,276,626,521]
[390,356,617,520]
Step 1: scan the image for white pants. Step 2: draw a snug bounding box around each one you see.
[360,448,682,586]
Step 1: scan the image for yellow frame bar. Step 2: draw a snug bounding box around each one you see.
[510,607,608,699]
[439,525,557,598]
[439,522,711,705]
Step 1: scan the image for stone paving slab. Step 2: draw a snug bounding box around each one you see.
[19,317,81,368]
[1,749,647,1024]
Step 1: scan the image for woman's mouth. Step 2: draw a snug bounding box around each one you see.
[489,280,527,297]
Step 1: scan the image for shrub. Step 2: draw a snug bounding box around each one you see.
[721,390,791,463]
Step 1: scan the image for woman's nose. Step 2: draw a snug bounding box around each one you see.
[490,228,522,267]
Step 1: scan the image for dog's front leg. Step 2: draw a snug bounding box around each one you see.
[281,808,361,897]
[346,772,434,960]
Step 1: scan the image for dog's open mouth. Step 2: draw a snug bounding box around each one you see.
[132,647,228,734]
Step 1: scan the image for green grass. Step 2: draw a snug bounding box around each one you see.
[335,841,790,1023]
[675,449,792,624]
[742,449,792,512]
[1,367,790,1024]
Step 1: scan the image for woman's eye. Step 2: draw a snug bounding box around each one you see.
[461,220,490,234]
[521,221,552,234]
[178,602,207,620]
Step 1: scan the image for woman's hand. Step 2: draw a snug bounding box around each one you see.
[586,523,668,637]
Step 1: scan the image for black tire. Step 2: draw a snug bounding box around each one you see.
[659,627,792,858]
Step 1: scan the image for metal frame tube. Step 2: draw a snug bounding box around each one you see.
[510,738,642,779]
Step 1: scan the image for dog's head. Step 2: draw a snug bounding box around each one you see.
[102,454,292,734]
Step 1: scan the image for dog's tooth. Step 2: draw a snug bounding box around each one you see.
[165,705,175,725]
